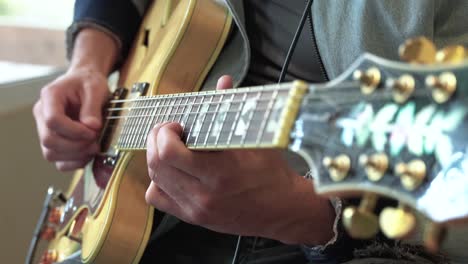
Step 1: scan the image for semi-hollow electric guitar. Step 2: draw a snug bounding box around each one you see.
[27,0,468,263]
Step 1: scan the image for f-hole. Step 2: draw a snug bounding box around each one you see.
[143,29,150,47]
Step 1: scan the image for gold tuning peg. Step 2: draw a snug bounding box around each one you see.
[399,37,437,64]
[391,74,416,104]
[424,222,447,253]
[359,153,389,182]
[322,154,351,182]
[395,159,427,191]
[436,45,467,64]
[39,250,59,264]
[379,203,416,239]
[343,193,379,239]
[353,67,382,94]
[425,72,457,104]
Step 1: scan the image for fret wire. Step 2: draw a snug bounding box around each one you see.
[194,95,213,146]
[256,89,279,145]
[122,100,138,148]
[204,93,224,146]
[240,90,262,146]
[187,95,205,145]
[141,97,159,148]
[214,93,235,146]
[127,100,142,148]
[153,96,166,126]
[227,92,248,146]
[137,96,152,148]
[118,104,130,147]
[170,97,180,123]
[178,96,190,125]
[181,96,196,142]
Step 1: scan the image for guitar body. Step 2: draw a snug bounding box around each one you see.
[41,1,232,263]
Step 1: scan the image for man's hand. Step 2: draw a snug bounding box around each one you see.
[145,76,336,245]
[33,28,118,171]
[33,68,110,171]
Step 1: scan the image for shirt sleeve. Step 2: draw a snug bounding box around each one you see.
[66,0,149,69]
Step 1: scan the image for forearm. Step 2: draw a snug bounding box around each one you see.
[69,28,119,75]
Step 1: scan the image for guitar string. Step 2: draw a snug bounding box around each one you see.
[105,97,281,114]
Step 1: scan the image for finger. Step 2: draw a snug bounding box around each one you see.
[55,160,90,172]
[40,93,96,140]
[151,162,206,206]
[216,75,233,90]
[35,100,98,152]
[42,146,95,162]
[146,122,171,179]
[79,82,109,131]
[145,181,184,215]
[156,122,215,178]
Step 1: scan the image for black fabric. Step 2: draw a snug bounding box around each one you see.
[72,0,142,62]
[243,0,327,85]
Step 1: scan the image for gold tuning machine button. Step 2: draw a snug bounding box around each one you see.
[399,37,437,64]
[39,250,59,264]
[48,207,63,225]
[391,74,416,104]
[323,154,351,182]
[395,159,427,191]
[436,45,467,64]
[353,67,382,94]
[359,153,389,182]
[425,72,457,104]
[41,226,56,241]
[343,193,379,239]
[379,204,416,239]
[424,222,447,253]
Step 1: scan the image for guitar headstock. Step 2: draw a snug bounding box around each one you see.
[289,38,468,251]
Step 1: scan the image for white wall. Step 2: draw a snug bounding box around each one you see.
[0,71,72,263]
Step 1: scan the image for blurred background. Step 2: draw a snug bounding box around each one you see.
[0,0,73,262]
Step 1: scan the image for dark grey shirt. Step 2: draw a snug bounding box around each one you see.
[243,0,326,85]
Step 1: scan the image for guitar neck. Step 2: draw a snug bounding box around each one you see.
[114,81,308,151]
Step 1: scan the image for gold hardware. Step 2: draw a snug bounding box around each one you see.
[359,153,389,182]
[436,45,467,64]
[323,154,351,182]
[424,222,446,253]
[379,204,416,239]
[353,67,382,94]
[399,37,437,64]
[48,207,63,225]
[41,226,56,241]
[343,193,379,239]
[425,72,457,103]
[395,159,427,191]
[392,74,416,103]
[40,250,59,264]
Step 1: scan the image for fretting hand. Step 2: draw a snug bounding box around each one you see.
[145,76,336,245]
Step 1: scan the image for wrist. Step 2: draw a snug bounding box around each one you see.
[270,176,336,245]
[69,28,119,76]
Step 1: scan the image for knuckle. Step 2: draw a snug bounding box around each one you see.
[43,149,56,162]
[44,113,60,130]
[41,134,56,149]
[186,207,208,225]
[157,140,176,163]
[197,194,216,212]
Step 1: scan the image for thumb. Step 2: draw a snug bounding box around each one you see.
[216,75,233,90]
[80,88,107,131]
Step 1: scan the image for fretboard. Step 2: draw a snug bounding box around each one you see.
[114,81,308,151]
